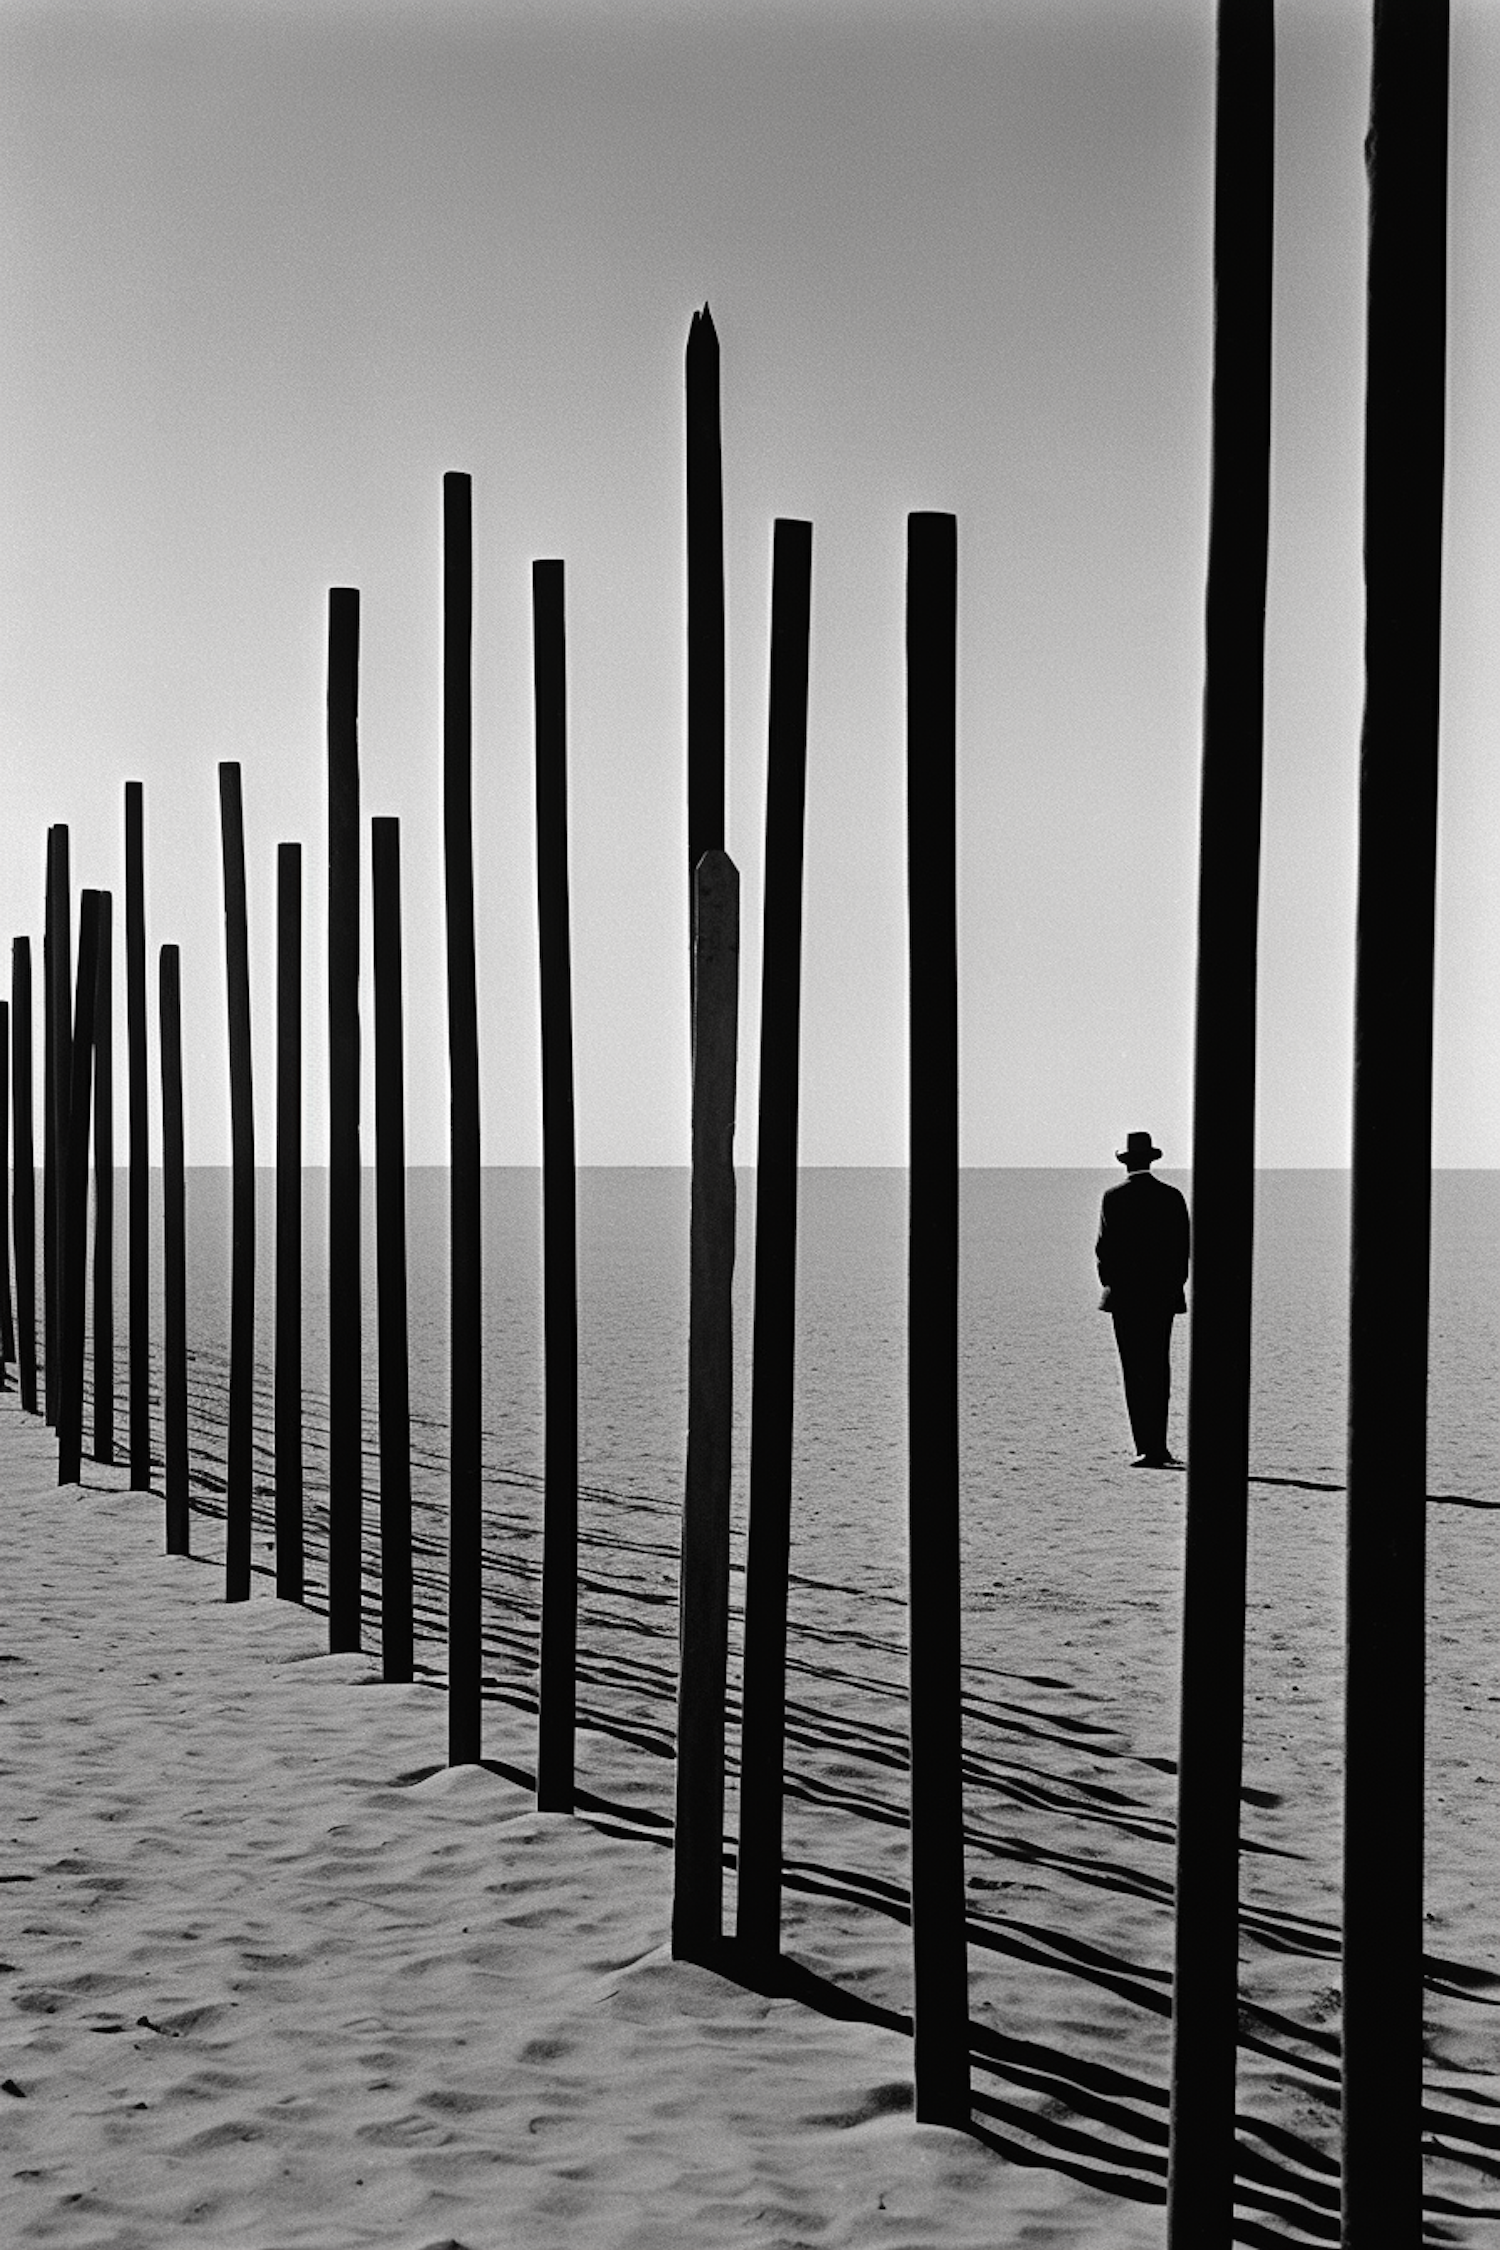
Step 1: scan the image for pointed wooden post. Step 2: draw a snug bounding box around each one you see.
[328,586,364,1652]
[686,305,726,989]
[444,471,483,1766]
[160,943,189,1554]
[0,999,12,1390]
[11,940,38,1414]
[276,843,304,1601]
[372,816,413,1684]
[533,558,579,1813]
[125,782,151,1488]
[219,763,255,1602]
[57,890,99,1486]
[736,518,813,1955]
[1167,7,1274,2240]
[1342,8,1449,2242]
[671,849,739,1961]
[905,511,968,2126]
[92,893,114,1463]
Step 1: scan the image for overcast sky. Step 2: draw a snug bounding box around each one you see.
[4,0,1497,1168]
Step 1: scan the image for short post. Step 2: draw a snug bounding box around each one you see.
[219,763,255,1602]
[1342,6,1449,2242]
[57,890,100,1486]
[160,944,189,1553]
[11,940,38,1414]
[0,998,13,1388]
[533,557,579,1813]
[125,782,151,1488]
[905,510,969,2126]
[327,586,364,1652]
[736,517,813,1955]
[444,471,483,1766]
[1167,6,1274,2239]
[372,817,413,1684]
[92,893,115,1463]
[276,843,304,1601]
[671,849,739,1961]
[686,304,725,990]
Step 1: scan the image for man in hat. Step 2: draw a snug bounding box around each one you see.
[1096,1132,1190,1467]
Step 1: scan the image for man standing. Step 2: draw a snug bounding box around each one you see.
[1097,1131,1190,1468]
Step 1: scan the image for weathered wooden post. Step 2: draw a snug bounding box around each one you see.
[92,893,114,1463]
[372,816,413,1684]
[686,304,725,989]
[444,471,483,1766]
[125,782,151,1488]
[160,943,189,1554]
[1167,6,1274,2240]
[1343,7,1449,2242]
[11,940,38,1414]
[219,763,255,1602]
[905,510,968,2126]
[533,558,579,1813]
[736,518,813,1956]
[57,890,100,1486]
[44,825,71,1428]
[671,848,739,1961]
[0,998,12,1389]
[328,586,364,1652]
[276,842,304,1601]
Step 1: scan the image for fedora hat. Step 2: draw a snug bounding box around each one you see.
[1116,1131,1162,1165]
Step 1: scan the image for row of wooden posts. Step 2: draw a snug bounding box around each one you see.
[0,5,1448,2242]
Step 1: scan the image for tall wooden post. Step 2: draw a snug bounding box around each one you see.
[160,944,189,1554]
[219,763,255,1602]
[533,558,579,1813]
[686,305,726,985]
[276,843,304,1601]
[1343,7,1448,2242]
[92,893,114,1463]
[444,471,483,1766]
[0,999,12,1388]
[372,817,413,1684]
[905,511,969,2126]
[1167,7,1274,2240]
[11,940,38,1414]
[736,518,813,1955]
[57,890,99,1487]
[671,849,739,1960]
[125,782,151,1488]
[44,825,70,1427]
[328,586,363,1652]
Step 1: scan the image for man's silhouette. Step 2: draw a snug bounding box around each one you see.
[1096,1132,1190,1468]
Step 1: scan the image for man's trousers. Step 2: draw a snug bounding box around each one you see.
[1109,1308,1176,1461]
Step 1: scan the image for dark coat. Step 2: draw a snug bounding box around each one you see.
[1096,1171,1190,1314]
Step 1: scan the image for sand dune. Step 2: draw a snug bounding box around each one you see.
[2,1391,1497,2246]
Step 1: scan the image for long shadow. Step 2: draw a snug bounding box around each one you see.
[1250,1472,1495,1509]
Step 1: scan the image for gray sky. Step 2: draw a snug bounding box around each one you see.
[4,0,1497,1168]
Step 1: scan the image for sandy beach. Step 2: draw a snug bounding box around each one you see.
[1,1386,1497,2248]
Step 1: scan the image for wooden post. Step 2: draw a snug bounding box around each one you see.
[736,518,813,1955]
[44,826,70,1427]
[327,586,364,1652]
[276,843,304,1601]
[125,782,151,1488]
[444,471,483,1766]
[905,511,968,2126]
[686,305,725,985]
[1343,8,1449,2242]
[57,890,99,1486]
[92,893,114,1463]
[1167,7,1274,2240]
[0,999,12,1388]
[11,940,38,1414]
[532,559,579,1812]
[219,763,255,1602]
[671,849,739,1960]
[160,944,189,1554]
[372,816,413,1684]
